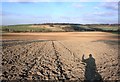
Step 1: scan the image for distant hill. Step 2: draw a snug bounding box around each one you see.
[1,23,119,33]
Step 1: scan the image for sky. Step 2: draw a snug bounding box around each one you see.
[0,1,119,25]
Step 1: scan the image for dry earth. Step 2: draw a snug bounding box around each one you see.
[1,32,120,81]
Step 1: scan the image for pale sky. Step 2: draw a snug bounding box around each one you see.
[1,1,119,25]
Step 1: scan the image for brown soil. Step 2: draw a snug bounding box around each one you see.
[2,32,119,41]
[1,32,120,81]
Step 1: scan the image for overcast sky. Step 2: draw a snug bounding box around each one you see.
[1,1,119,25]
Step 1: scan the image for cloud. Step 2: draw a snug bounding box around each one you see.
[55,16,116,24]
[93,11,117,17]
[2,11,41,19]
[2,0,37,2]
[17,2,35,4]
[58,16,72,20]
[104,0,119,2]
[82,9,118,24]
[2,11,28,17]
[94,7,100,10]
[82,16,117,24]
[2,11,54,21]
[72,3,84,8]
[93,2,118,11]
[1,0,119,2]
[102,2,118,10]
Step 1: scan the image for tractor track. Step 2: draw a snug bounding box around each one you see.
[1,39,119,80]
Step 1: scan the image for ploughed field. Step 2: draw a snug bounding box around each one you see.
[1,32,120,81]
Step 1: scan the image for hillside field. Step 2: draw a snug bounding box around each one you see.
[1,24,119,33]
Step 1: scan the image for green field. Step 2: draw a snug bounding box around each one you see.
[1,24,52,33]
[1,23,119,33]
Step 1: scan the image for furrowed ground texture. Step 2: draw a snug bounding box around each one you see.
[1,32,120,81]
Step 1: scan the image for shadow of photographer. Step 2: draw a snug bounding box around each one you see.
[82,54,103,82]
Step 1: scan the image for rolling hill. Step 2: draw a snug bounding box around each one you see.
[1,23,119,33]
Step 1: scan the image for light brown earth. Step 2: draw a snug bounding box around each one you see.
[2,32,119,41]
[1,32,120,81]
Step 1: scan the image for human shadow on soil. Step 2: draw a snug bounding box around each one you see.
[82,54,103,82]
